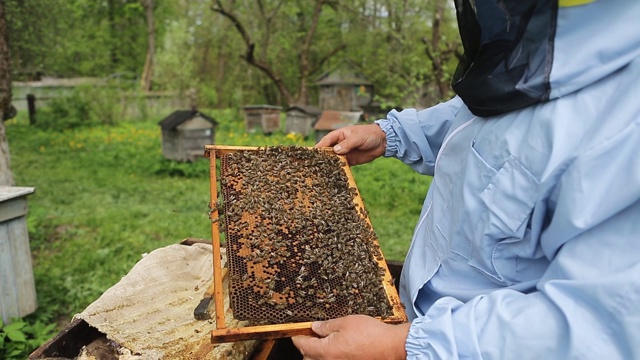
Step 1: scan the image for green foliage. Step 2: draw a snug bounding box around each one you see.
[0,318,57,360]
[39,93,94,130]
[34,82,131,131]
[154,17,197,93]
[152,158,211,178]
[352,159,431,260]
[7,0,460,108]
[5,0,175,78]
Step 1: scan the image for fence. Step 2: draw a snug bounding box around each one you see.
[11,78,190,121]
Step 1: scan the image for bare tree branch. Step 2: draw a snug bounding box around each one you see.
[294,0,325,104]
[256,0,285,62]
[211,1,252,54]
[211,0,344,106]
[309,43,347,76]
[302,0,324,55]
[421,0,458,99]
[211,0,293,104]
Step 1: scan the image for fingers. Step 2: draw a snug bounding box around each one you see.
[290,320,339,359]
[293,316,409,360]
[291,334,326,360]
[315,129,345,148]
[332,134,363,155]
[314,124,386,165]
[315,125,373,151]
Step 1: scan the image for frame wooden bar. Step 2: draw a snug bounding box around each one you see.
[337,154,408,321]
[208,149,226,330]
[211,322,315,343]
[205,145,407,344]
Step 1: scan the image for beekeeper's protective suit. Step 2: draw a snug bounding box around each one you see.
[376,0,640,358]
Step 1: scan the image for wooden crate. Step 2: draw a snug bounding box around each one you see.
[0,186,37,324]
[204,145,406,343]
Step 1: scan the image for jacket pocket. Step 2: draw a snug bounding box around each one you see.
[468,155,540,285]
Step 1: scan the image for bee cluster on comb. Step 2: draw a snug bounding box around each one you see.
[218,146,393,324]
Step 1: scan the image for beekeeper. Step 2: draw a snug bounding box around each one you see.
[293,0,640,358]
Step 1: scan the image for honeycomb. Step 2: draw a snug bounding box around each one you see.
[218,146,393,324]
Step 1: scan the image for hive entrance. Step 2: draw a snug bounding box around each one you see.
[219,146,392,324]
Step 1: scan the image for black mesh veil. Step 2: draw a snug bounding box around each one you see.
[451,0,558,117]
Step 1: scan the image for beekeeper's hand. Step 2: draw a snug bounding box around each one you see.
[315,124,386,166]
[291,315,409,360]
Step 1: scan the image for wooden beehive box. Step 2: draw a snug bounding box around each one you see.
[0,186,37,324]
[204,145,406,343]
[242,105,282,134]
[158,110,218,162]
[313,110,363,144]
[284,105,321,137]
[316,62,374,111]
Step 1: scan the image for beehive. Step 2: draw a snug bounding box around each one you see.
[205,145,406,343]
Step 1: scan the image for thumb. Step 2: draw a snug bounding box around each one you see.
[311,319,340,337]
[333,136,361,155]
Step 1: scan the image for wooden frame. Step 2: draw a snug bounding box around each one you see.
[205,145,407,344]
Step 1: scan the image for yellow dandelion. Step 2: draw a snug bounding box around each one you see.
[285,133,297,141]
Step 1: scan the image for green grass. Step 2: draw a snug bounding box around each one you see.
[4,109,431,354]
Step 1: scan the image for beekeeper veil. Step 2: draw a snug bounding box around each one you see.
[452,0,557,116]
[451,0,640,117]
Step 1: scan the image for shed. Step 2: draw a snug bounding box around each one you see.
[316,63,374,111]
[284,105,321,137]
[313,110,363,144]
[1,186,37,324]
[242,105,282,134]
[158,110,218,162]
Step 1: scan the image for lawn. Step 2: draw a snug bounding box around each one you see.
[3,109,431,355]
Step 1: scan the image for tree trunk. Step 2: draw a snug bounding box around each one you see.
[0,1,15,186]
[423,0,457,100]
[141,0,155,91]
[215,26,228,108]
[108,0,119,68]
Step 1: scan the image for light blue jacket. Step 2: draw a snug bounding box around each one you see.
[376,1,640,358]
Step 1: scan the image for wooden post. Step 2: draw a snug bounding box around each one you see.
[27,94,36,125]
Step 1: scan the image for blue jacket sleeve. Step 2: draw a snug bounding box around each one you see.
[375,97,464,175]
[405,119,640,359]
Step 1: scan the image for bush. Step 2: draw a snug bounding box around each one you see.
[0,319,57,360]
[37,91,93,130]
[35,82,125,131]
[152,158,210,178]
